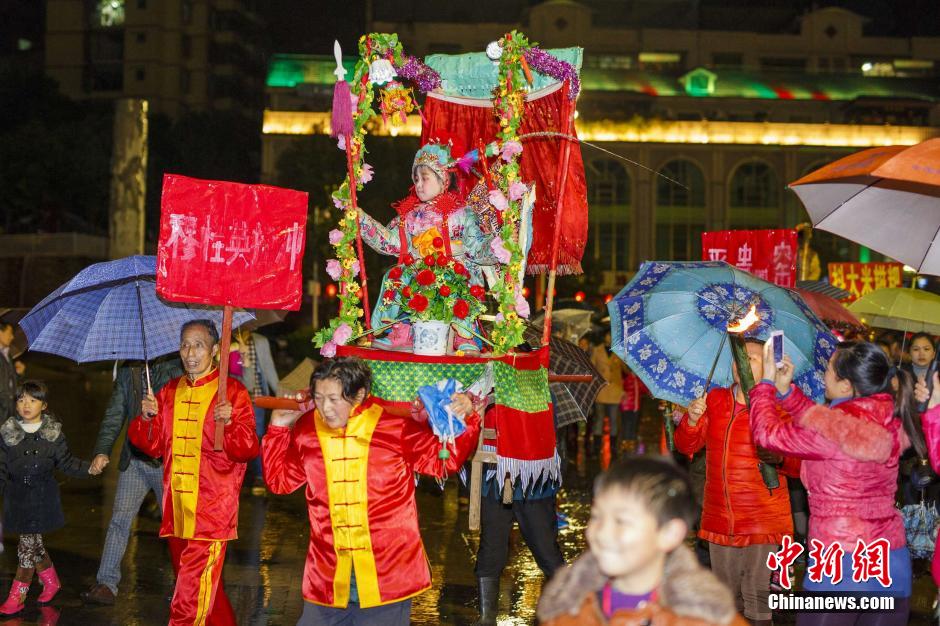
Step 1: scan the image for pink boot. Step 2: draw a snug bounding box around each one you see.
[37,567,60,603]
[0,580,29,615]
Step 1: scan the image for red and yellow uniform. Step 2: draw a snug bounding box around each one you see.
[129,369,258,626]
[262,396,480,609]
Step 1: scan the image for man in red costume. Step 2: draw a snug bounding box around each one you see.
[129,319,259,626]
[263,357,481,625]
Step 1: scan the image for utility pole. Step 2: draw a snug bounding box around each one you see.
[109,99,148,259]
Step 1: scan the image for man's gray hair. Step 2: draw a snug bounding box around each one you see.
[180,319,220,346]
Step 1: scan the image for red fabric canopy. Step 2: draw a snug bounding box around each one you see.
[421,82,588,275]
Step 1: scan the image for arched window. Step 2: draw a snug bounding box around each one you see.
[586,158,631,272]
[655,159,706,261]
[656,160,706,208]
[587,158,629,206]
[729,161,778,208]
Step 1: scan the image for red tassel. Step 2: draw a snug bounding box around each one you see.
[331,80,354,138]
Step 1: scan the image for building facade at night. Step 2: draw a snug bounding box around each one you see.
[261,0,940,290]
[44,0,267,120]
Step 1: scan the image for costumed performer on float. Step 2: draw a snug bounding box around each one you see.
[262,356,482,626]
[129,319,259,626]
[357,137,497,353]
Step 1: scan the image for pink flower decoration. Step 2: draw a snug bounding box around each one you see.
[328,229,344,245]
[337,135,346,151]
[488,189,509,211]
[490,238,511,264]
[515,289,531,318]
[509,181,527,201]
[332,194,345,209]
[500,141,523,162]
[360,163,374,184]
[332,323,353,345]
[351,260,360,277]
[321,341,337,358]
[326,259,341,281]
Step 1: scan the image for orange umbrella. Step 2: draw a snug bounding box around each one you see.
[794,288,862,328]
[790,139,940,275]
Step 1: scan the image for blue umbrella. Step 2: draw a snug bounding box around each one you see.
[607,261,836,406]
[21,255,255,371]
[416,379,467,444]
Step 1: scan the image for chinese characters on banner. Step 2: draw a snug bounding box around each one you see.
[828,262,904,302]
[767,536,892,590]
[157,174,309,310]
[701,230,798,287]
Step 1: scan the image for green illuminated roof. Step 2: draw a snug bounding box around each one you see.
[267,54,940,102]
[583,67,940,101]
[267,54,357,88]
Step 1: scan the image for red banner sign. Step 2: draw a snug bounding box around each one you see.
[156,174,309,309]
[828,262,903,301]
[701,229,797,287]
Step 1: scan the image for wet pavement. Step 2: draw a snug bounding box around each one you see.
[1,355,937,625]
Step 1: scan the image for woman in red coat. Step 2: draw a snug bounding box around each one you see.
[262,357,481,626]
[753,340,917,625]
[674,339,799,626]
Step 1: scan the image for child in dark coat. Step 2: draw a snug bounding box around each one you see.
[0,381,98,615]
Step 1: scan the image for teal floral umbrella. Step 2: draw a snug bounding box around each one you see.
[607,261,836,406]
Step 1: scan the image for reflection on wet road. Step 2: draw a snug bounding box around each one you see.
[2,356,936,624]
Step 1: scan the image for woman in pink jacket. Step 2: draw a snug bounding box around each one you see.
[750,340,919,626]
[914,372,940,588]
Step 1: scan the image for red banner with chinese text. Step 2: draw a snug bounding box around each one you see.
[828,262,904,301]
[156,174,308,309]
[701,229,798,287]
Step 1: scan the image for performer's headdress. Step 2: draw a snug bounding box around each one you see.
[412,131,466,184]
[412,143,453,183]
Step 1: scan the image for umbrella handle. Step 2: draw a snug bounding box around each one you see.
[703,333,728,392]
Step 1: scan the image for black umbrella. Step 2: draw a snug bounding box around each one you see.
[522,323,606,428]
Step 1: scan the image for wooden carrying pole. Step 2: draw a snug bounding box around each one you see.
[214,305,234,450]
[541,84,576,346]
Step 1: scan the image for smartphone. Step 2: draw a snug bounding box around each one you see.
[771,330,784,368]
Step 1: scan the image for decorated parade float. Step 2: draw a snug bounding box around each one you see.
[310,31,589,525]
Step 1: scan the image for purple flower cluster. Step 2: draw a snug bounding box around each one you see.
[524,47,580,100]
[396,55,442,93]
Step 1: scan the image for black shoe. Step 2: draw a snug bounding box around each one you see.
[474,577,499,626]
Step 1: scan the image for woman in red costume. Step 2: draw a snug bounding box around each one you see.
[262,357,481,626]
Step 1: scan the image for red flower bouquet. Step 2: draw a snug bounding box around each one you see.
[383,253,487,324]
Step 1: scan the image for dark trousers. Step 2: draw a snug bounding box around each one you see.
[474,494,565,579]
[297,599,411,626]
[620,410,639,443]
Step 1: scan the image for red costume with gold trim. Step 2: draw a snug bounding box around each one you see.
[262,396,480,609]
[129,369,259,626]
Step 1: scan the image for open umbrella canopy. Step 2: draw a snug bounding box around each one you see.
[794,288,862,328]
[21,256,255,363]
[796,280,850,300]
[608,261,836,406]
[847,287,940,334]
[530,308,595,342]
[522,322,605,426]
[790,139,940,275]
